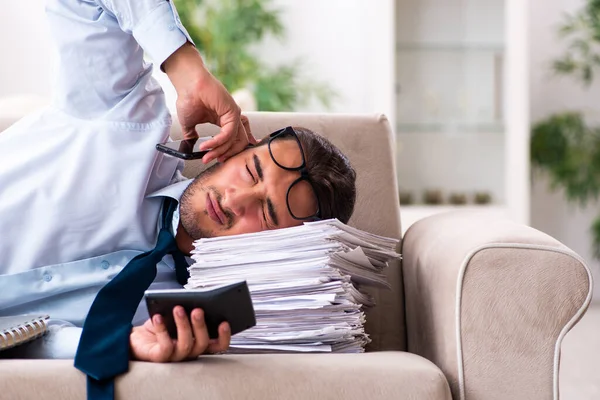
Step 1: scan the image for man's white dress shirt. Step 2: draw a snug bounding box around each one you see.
[0,0,197,355]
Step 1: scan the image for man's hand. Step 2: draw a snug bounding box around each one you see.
[164,43,257,164]
[130,306,231,362]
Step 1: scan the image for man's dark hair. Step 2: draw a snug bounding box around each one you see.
[259,126,357,224]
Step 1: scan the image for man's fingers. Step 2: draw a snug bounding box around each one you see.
[207,322,231,354]
[170,306,194,362]
[189,308,210,359]
[200,120,241,163]
[220,121,251,161]
[201,121,248,163]
[241,115,258,145]
[198,118,239,152]
[214,121,250,163]
[201,142,234,164]
[198,133,233,156]
[143,317,156,332]
[217,142,247,163]
[212,105,242,148]
[182,126,199,141]
[149,314,175,363]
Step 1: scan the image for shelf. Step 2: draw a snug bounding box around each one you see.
[396,43,504,52]
[400,205,509,235]
[402,204,507,211]
[396,122,504,134]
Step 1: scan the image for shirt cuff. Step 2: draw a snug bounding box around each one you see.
[132,1,196,69]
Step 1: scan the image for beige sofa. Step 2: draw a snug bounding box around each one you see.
[0,109,593,400]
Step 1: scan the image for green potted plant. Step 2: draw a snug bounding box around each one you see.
[174,0,336,111]
[531,0,600,258]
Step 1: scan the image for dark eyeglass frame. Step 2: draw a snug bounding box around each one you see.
[267,126,322,221]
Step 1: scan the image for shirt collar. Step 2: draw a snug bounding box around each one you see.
[146,179,193,202]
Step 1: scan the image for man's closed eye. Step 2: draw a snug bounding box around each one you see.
[246,164,257,184]
[246,162,273,228]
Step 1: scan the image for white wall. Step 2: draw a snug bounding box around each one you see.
[253,0,392,116]
[0,1,393,118]
[0,1,55,99]
[251,0,365,113]
[394,0,508,206]
[396,0,505,128]
[397,0,505,44]
[161,0,395,117]
[529,0,600,301]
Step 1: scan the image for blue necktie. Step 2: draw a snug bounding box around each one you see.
[74,197,189,400]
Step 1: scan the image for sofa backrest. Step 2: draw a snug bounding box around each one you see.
[172,112,406,351]
[0,104,406,351]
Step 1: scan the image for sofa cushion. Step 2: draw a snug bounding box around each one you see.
[170,112,405,352]
[0,352,450,400]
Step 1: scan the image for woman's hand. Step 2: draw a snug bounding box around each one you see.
[164,43,257,164]
[129,306,231,362]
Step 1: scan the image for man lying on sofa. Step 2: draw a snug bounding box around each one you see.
[0,0,355,367]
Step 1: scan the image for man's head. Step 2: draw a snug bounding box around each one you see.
[178,126,356,242]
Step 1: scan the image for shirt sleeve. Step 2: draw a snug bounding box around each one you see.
[46,0,195,120]
[96,0,195,68]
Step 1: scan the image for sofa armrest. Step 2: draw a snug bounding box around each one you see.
[402,210,593,400]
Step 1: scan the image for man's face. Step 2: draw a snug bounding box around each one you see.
[179,139,318,239]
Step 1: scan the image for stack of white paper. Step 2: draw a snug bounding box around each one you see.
[186,219,401,353]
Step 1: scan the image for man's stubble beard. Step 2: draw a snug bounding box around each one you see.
[178,163,219,241]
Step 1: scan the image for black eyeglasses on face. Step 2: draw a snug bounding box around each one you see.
[267,126,322,221]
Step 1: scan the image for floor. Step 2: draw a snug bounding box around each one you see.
[560,302,600,399]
